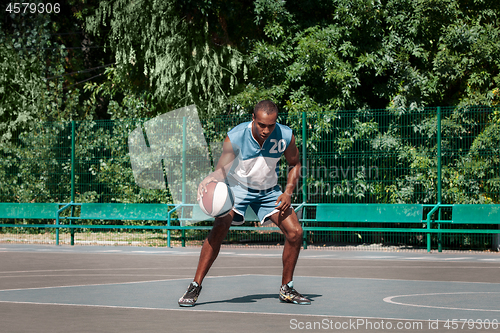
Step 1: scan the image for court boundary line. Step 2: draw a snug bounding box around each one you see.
[0,299,467,323]
[2,245,500,258]
[2,263,500,275]
[384,292,500,312]
[2,273,500,293]
[0,274,192,279]
[1,274,499,321]
[0,266,283,274]
[244,273,500,286]
[0,274,252,293]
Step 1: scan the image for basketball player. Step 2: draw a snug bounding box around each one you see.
[178,100,311,306]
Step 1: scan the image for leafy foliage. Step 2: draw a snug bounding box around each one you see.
[85,0,252,117]
[238,0,500,112]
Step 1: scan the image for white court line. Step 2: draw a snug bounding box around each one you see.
[358,256,400,259]
[0,274,252,292]
[0,266,285,275]
[384,292,500,312]
[0,277,192,293]
[233,253,281,257]
[0,274,189,279]
[0,299,457,323]
[246,274,500,285]
[402,257,431,260]
[2,248,498,263]
[0,268,183,274]
[1,263,499,276]
[443,257,469,260]
[294,255,494,263]
[298,255,338,258]
[2,274,500,319]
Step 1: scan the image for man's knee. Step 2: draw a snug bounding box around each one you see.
[209,212,233,238]
[285,223,303,244]
[213,213,233,229]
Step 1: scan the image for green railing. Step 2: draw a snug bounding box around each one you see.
[1,106,499,250]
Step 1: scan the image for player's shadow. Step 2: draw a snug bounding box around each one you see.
[198,293,322,305]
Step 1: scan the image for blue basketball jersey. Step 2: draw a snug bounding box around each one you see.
[227,121,293,190]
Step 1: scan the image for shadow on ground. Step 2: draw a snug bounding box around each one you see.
[198,293,322,305]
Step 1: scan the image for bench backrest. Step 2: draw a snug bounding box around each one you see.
[80,203,169,221]
[315,204,424,223]
[79,203,261,224]
[0,203,59,219]
[452,204,500,224]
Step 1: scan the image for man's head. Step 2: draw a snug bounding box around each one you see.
[252,100,278,144]
[253,100,278,117]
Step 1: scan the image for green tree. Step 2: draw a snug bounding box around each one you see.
[235,0,500,112]
[85,0,255,118]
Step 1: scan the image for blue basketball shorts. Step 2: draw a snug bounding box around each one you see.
[229,184,282,226]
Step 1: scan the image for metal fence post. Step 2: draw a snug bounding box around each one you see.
[71,121,75,203]
[428,107,442,252]
[70,121,76,246]
[181,116,187,247]
[437,107,443,252]
[182,116,187,204]
[302,111,308,249]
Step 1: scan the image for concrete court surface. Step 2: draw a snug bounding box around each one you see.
[1,244,500,333]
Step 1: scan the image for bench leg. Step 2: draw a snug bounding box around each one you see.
[437,223,442,252]
[302,227,308,249]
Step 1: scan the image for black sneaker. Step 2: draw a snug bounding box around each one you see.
[178,281,202,307]
[279,281,311,305]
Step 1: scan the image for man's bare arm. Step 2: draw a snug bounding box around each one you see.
[197,136,236,200]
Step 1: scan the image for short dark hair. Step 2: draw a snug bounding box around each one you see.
[253,100,278,116]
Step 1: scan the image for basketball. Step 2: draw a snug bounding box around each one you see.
[199,181,234,218]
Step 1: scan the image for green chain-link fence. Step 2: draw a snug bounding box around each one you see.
[1,106,499,249]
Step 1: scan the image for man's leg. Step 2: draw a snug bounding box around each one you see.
[179,211,234,306]
[269,208,303,285]
[193,210,234,285]
[269,208,311,305]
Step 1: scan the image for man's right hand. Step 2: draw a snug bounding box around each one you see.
[197,176,219,201]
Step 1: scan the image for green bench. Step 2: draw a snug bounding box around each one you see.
[0,202,265,246]
[0,203,60,220]
[300,203,426,248]
[450,204,500,224]
[61,203,259,223]
[77,203,171,221]
[3,202,497,250]
[301,203,500,251]
[0,202,65,244]
[312,204,424,223]
[57,202,262,246]
[430,204,500,252]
